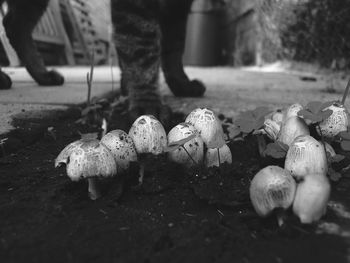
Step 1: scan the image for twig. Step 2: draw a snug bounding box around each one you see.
[341,78,350,105]
[181,145,197,166]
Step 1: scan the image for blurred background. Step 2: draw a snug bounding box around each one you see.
[0,0,349,70]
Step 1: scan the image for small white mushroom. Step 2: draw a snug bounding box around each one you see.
[277,116,309,146]
[55,140,84,168]
[55,139,117,200]
[101,129,138,173]
[271,111,284,125]
[167,122,204,167]
[293,173,331,224]
[129,115,167,155]
[205,144,232,168]
[284,103,303,121]
[318,103,349,139]
[285,135,328,180]
[250,165,296,226]
[263,118,280,141]
[185,108,225,149]
[128,115,167,185]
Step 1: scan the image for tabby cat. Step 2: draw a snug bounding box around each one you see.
[0,0,205,121]
[0,0,64,89]
[111,0,206,120]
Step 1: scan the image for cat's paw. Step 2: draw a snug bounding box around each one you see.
[128,103,172,127]
[168,78,206,97]
[0,71,12,89]
[34,70,64,86]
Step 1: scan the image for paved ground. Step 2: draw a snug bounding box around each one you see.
[1,63,348,136]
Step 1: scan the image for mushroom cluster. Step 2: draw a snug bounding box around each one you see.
[250,100,344,224]
[55,114,168,199]
[56,109,234,200]
[167,108,232,168]
[55,98,343,227]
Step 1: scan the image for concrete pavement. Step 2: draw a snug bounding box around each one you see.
[1,63,348,137]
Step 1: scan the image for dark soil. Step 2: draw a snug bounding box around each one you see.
[1,106,350,263]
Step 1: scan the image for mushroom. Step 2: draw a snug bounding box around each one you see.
[55,139,117,200]
[250,165,296,226]
[317,102,349,139]
[284,103,303,121]
[128,115,167,184]
[271,110,284,125]
[101,129,138,173]
[55,139,84,167]
[284,135,328,180]
[263,118,280,141]
[185,108,225,149]
[167,122,204,167]
[277,116,309,147]
[205,144,232,168]
[293,173,331,224]
[129,115,167,155]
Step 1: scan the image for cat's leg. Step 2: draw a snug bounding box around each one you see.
[111,0,170,122]
[0,69,12,89]
[3,0,64,86]
[160,1,206,97]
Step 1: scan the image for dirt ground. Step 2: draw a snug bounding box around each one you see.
[1,103,350,263]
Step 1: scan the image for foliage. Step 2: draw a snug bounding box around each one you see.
[264,141,289,159]
[297,101,333,124]
[257,0,350,68]
[234,107,272,136]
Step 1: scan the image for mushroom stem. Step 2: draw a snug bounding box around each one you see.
[139,163,145,185]
[256,135,266,157]
[88,178,100,200]
[276,209,286,227]
[181,145,198,166]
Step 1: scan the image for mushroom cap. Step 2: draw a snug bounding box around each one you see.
[128,115,167,155]
[284,103,303,121]
[293,173,331,224]
[55,139,84,168]
[318,103,349,139]
[185,108,225,149]
[205,144,232,168]
[101,129,138,172]
[263,118,280,141]
[167,122,204,167]
[61,139,117,181]
[250,166,296,217]
[277,116,309,146]
[285,135,328,180]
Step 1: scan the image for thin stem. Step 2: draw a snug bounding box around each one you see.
[86,50,95,106]
[341,78,350,105]
[317,124,328,157]
[217,148,221,168]
[181,145,197,166]
[88,178,100,200]
[110,64,115,92]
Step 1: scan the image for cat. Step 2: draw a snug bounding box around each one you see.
[0,0,206,122]
[111,0,206,121]
[0,0,64,89]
